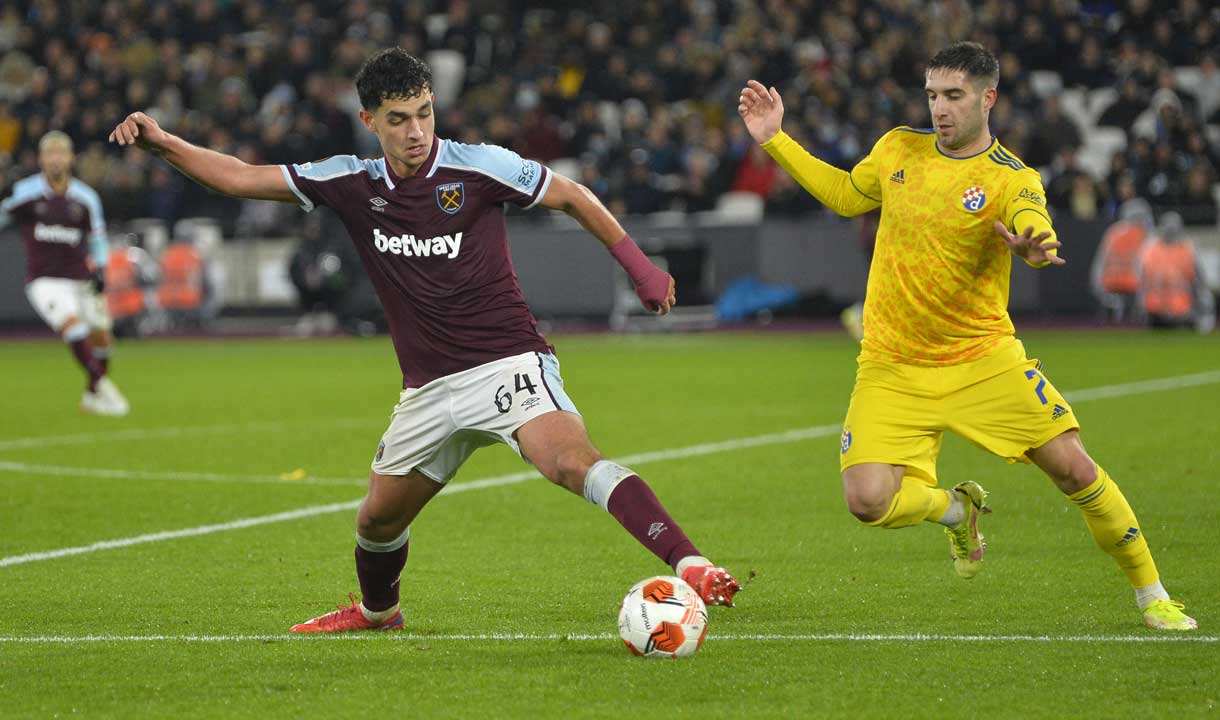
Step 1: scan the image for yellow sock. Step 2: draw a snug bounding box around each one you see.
[869,476,952,528]
[1068,465,1159,588]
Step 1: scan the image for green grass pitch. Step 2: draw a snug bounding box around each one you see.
[1,330,1217,718]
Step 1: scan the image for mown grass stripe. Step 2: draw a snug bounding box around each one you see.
[1,632,1214,644]
[2,369,1217,568]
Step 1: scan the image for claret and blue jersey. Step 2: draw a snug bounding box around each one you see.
[280,136,556,388]
[0,174,109,283]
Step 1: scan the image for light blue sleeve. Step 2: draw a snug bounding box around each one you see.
[437,141,552,208]
[290,155,374,181]
[0,193,14,227]
[280,155,383,212]
[0,176,47,231]
[69,180,110,269]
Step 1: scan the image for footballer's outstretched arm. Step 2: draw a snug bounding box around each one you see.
[738,80,879,217]
[538,172,627,250]
[108,112,297,203]
[538,172,675,314]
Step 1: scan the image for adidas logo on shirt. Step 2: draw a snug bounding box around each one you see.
[890,169,906,184]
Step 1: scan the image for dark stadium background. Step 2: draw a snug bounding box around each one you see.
[0,0,1216,330]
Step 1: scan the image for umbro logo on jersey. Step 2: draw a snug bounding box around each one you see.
[369,196,388,212]
[373,228,463,259]
[890,169,906,184]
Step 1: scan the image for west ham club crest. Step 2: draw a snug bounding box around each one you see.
[436,182,465,214]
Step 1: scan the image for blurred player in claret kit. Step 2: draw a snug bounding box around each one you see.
[109,48,740,632]
[738,41,1195,630]
[1,131,129,417]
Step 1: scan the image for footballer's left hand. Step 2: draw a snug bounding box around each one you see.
[656,274,676,315]
[994,222,1065,266]
[637,271,676,315]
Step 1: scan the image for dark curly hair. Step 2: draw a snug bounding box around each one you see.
[355,48,433,111]
[927,41,1000,89]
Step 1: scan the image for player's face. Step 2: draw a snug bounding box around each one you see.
[38,140,73,180]
[361,92,435,176]
[924,69,995,152]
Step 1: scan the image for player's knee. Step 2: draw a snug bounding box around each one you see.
[549,445,603,492]
[356,503,403,542]
[60,317,86,342]
[1058,455,1098,494]
[355,511,384,537]
[843,482,893,523]
[1038,437,1098,494]
[89,328,112,348]
[842,466,898,522]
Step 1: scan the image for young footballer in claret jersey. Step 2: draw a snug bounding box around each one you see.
[109,48,740,632]
[1,131,129,416]
[738,41,1195,630]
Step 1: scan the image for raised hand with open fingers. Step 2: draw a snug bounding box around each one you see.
[737,79,785,145]
[993,221,1065,266]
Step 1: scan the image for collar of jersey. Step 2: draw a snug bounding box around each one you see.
[37,173,67,197]
[382,135,443,190]
[935,135,997,160]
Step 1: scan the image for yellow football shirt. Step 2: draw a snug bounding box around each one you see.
[762,127,1056,366]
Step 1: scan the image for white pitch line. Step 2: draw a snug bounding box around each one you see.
[0,417,376,452]
[2,368,1217,569]
[3,368,1217,487]
[1063,369,1220,403]
[0,500,362,568]
[0,367,1215,455]
[0,461,366,487]
[0,632,1214,644]
[613,426,836,465]
[0,427,839,489]
[0,426,840,569]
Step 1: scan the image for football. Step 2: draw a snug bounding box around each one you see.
[617,576,709,658]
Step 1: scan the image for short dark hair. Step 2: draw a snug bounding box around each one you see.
[355,47,433,111]
[927,41,999,89]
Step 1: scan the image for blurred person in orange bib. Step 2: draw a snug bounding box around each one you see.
[1139,211,1215,333]
[1091,198,1153,323]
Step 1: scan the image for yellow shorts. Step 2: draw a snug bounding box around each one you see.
[839,339,1080,484]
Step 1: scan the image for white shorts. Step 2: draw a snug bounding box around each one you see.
[372,351,580,483]
[25,277,113,333]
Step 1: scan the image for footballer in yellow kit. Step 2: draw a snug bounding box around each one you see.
[738,41,1196,630]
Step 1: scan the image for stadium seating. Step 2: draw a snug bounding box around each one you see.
[1,1,1216,326]
[1,1,1214,234]
[710,192,765,224]
[1080,128,1128,181]
[426,49,466,109]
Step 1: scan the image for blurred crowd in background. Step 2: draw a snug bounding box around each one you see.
[0,0,1218,235]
